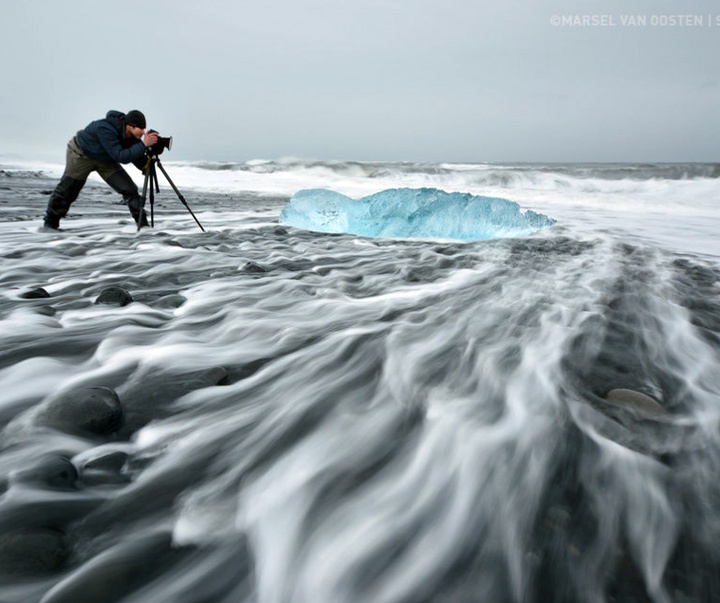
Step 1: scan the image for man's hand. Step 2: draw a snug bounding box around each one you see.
[143,131,159,147]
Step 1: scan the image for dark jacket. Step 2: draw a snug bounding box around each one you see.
[76,110,147,166]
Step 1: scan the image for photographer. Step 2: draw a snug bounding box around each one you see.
[42,110,159,230]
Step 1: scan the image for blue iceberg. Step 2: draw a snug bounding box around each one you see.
[278,188,556,241]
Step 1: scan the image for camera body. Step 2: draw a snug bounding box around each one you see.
[147,129,172,156]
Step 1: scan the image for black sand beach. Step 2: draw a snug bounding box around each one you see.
[2,166,720,602]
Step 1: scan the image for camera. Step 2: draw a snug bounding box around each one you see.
[147,129,172,156]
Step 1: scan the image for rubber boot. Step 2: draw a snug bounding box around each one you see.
[132,204,150,229]
[105,170,150,230]
[44,176,85,229]
[43,214,61,231]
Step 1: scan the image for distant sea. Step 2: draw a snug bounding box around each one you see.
[1,160,720,602]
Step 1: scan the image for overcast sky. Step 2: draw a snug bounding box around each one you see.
[1,0,718,163]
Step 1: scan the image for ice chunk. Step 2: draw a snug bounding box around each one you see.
[278,188,556,241]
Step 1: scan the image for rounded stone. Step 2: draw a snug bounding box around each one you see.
[12,456,78,489]
[37,531,173,602]
[95,286,133,307]
[242,261,268,274]
[605,389,666,416]
[201,366,230,385]
[82,451,129,473]
[81,451,131,485]
[0,528,69,574]
[38,386,124,436]
[152,293,187,309]
[20,287,50,299]
[35,305,58,317]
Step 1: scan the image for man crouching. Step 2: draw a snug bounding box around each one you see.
[43,110,159,230]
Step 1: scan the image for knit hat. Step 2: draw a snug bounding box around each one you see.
[125,110,146,129]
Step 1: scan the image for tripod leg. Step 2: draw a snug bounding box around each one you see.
[137,165,152,231]
[154,159,205,232]
[151,165,161,228]
[149,169,156,228]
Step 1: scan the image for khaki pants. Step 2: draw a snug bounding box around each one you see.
[63,136,124,181]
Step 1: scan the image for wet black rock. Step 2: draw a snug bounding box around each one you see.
[274,226,288,235]
[11,455,78,490]
[20,287,51,299]
[151,293,187,309]
[0,528,69,574]
[80,451,130,485]
[242,261,268,274]
[117,366,229,437]
[35,306,58,317]
[95,286,134,307]
[200,366,230,386]
[38,530,181,603]
[605,388,666,416]
[36,386,124,437]
[83,451,128,473]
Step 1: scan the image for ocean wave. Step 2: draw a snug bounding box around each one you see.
[5,159,719,200]
[181,160,720,181]
[161,160,720,199]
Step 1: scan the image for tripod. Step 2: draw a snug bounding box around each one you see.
[139,155,205,232]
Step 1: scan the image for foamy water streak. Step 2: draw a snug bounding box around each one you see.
[0,165,720,602]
